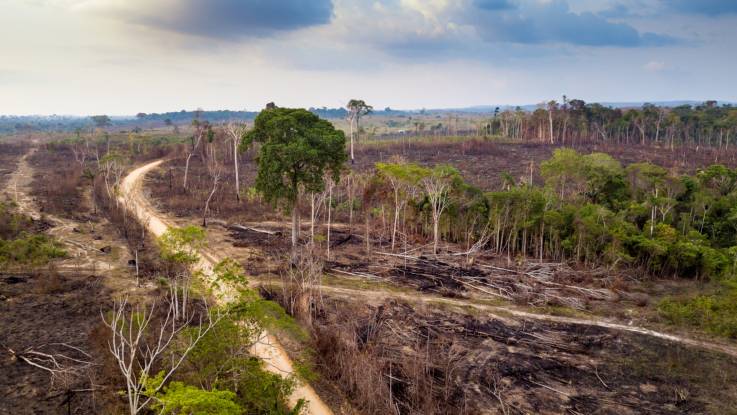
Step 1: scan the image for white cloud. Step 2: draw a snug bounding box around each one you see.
[644,60,666,71]
[1,0,736,115]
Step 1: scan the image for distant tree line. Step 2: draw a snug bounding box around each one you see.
[0,115,92,134]
[490,99,737,149]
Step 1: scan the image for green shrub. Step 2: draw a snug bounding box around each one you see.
[658,280,737,338]
[174,298,308,415]
[0,234,66,266]
[147,379,242,415]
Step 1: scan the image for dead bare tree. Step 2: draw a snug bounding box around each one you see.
[70,143,87,169]
[451,224,492,265]
[547,100,557,144]
[101,289,221,415]
[101,153,124,201]
[309,188,329,246]
[325,178,335,260]
[423,171,452,255]
[346,99,373,164]
[225,121,247,202]
[3,342,94,390]
[282,246,323,325]
[202,143,222,227]
[345,172,357,233]
[183,120,209,191]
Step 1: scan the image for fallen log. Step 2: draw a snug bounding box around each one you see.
[227,224,281,236]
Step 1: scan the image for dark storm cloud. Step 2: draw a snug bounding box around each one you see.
[665,0,737,16]
[130,0,334,38]
[469,0,676,47]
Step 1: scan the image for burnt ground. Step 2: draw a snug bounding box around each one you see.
[228,223,638,315]
[147,139,737,226]
[27,144,90,221]
[218,218,737,415]
[308,298,737,415]
[0,141,28,189]
[0,270,121,414]
[0,145,153,415]
[140,139,737,414]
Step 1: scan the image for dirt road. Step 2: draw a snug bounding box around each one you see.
[119,160,335,415]
[7,148,129,274]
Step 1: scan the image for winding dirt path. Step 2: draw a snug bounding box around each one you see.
[119,160,334,415]
[7,148,125,273]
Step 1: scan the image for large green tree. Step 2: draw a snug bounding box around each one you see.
[242,107,347,248]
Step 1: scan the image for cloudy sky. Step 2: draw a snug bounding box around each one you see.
[1,0,735,115]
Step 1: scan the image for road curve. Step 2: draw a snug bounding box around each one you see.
[119,160,334,415]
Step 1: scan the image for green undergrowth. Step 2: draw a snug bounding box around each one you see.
[658,278,737,339]
[0,202,66,266]
[148,245,315,414]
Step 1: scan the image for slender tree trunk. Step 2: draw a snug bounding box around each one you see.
[326,184,332,260]
[233,138,240,201]
[349,116,355,165]
[202,177,218,227]
[291,199,300,248]
[392,187,400,250]
[365,211,370,256]
[310,193,316,244]
[433,214,440,255]
[183,153,193,190]
[184,134,202,191]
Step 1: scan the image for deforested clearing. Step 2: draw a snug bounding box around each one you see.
[3,4,737,411]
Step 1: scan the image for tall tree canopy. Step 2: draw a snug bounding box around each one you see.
[242,106,347,247]
[346,99,373,164]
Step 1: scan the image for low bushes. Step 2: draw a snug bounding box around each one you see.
[0,203,66,266]
[658,279,737,338]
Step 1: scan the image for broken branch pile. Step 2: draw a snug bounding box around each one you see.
[328,252,618,309]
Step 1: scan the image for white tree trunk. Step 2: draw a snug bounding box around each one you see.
[349,116,355,164]
[233,137,240,201]
[326,184,332,260]
[291,199,299,248]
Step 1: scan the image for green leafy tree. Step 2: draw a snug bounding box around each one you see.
[376,160,429,250]
[541,148,586,200]
[158,225,207,319]
[422,165,461,255]
[580,152,628,210]
[145,375,242,415]
[626,162,669,236]
[158,225,206,266]
[242,107,347,249]
[175,310,304,414]
[697,164,737,196]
